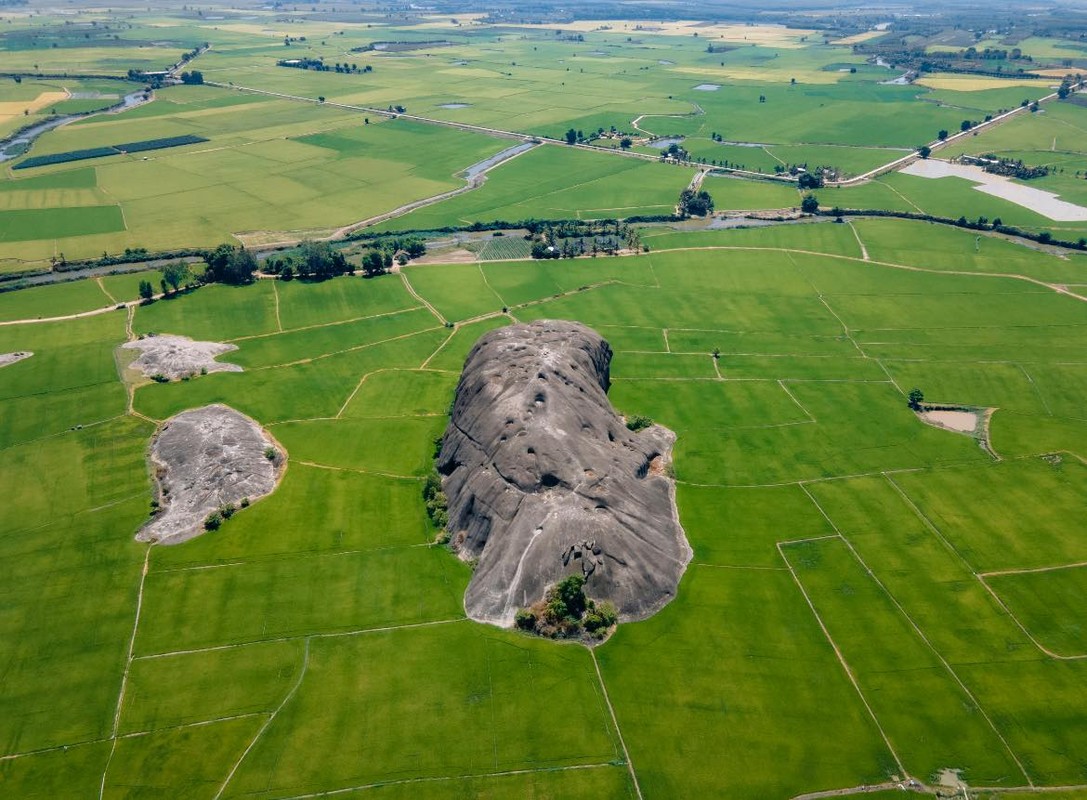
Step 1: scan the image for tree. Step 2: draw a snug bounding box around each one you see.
[619,136,632,150]
[797,172,823,189]
[801,193,819,214]
[546,575,587,621]
[919,145,931,159]
[162,261,191,293]
[1058,83,1071,99]
[937,129,949,140]
[908,388,924,410]
[138,279,154,302]
[960,119,973,132]
[298,239,346,280]
[205,244,256,285]
[180,70,203,85]
[678,189,714,217]
[362,250,387,277]
[564,128,577,145]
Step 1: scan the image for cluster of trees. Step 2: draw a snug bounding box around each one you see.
[277,57,373,74]
[659,141,690,162]
[678,188,714,217]
[179,70,203,84]
[423,471,449,540]
[961,46,1031,61]
[968,155,1049,180]
[204,244,258,285]
[797,171,825,189]
[528,219,643,259]
[264,240,349,281]
[139,260,194,301]
[514,575,618,640]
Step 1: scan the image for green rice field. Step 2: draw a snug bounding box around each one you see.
[3,3,1087,798]
[2,211,1086,797]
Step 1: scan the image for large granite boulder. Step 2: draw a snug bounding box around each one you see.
[438,320,691,626]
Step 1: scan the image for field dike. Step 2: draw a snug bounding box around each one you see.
[437,320,692,628]
[138,404,285,545]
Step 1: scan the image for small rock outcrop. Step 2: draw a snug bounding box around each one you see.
[122,334,242,380]
[438,320,692,626]
[138,404,283,544]
[0,351,33,369]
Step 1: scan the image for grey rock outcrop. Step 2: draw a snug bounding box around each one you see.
[0,351,33,369]
[438,320,692,626]
[122,334,242,381]
[138,404,283,545]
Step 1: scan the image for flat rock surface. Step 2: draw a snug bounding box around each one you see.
[122,334,242,380]
[138,404,282,545]
[0,351,33,368]
[439,320,692,626]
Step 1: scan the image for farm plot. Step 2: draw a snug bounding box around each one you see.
[1,12,1087,794]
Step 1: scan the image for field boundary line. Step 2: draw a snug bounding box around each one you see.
[251,325,443,371]
[96,276,118,305]
[271,279,283,332]
[789,780,902,799]
[336,369,378,418]
[213,638,311,800]
[694,562,788,571]
[677,464,928,490]
[98,546,152,800]
[981,559,1087,578]
[846,221,869,261]
[869,178,924,213]
[152,542,431,576]
[783,252,870,361]
[809,483,1034,785]
[398,270,446,324]
[590,649,644,800]
[776,539,908,780]
[275,762,620,799]
[227,306,424,343]
[652,244,1087,303]
[975,576,1087,661]
[420,327,458,370]
[119,712,266,741]
[476,262,506,309]
[777,380,816,422]
[134,617,467,661]
[1015,363,1053,416]
[291,459,421,481]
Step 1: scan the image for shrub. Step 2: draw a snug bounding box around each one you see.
[264,446,278,461]
[220,503,236,519]
[626,414,653,432]
[514,608,537,630]
[203,511,223,531]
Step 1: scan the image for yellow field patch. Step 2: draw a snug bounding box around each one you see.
[1033,68,1081,78]
[512,20,815,47]
[915,76,1056,92]
[832,31,885,45]
[673,65,842,85]
[0,91,69,122]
